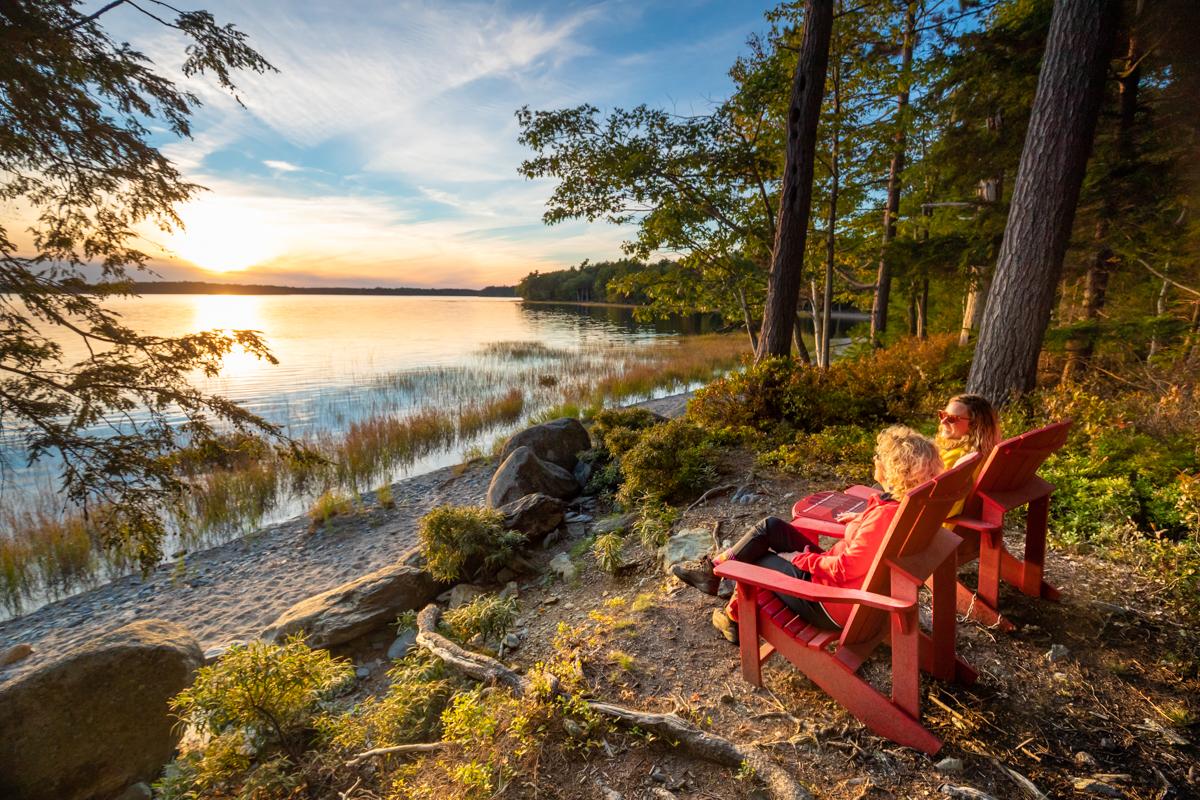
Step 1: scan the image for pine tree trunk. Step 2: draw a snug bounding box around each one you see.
[966,0,1119,404]
[870,1,917,345]
[756,0,834,361]
[959,265,989,346]
[736,284,759,352]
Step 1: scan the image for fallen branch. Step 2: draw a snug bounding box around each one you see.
[686,484,736,512]
[415,604,812,800]
[347,742,444,767]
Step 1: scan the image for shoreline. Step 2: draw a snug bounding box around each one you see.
[0,391,694,685]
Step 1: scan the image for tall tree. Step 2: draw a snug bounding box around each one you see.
[0,0,283,565]
[756,0,834,360]
[966,0,1119,404]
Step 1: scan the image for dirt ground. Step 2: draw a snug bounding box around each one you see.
[340,452,1199,800]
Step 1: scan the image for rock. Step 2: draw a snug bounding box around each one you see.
[650,789,677,800]
[487,447,580,508]
[598,786,623,800]
[574,459,592,486]
[1046,643,1070,662]
[594,513,637,535]
[659,527,713,573]
[1074,751,1098,767]
[262,558,441,649]
[499,418,591,472]
[541,529,563,549]
[498,493,566,542]
[1073,778,1124,797]
[387,630,417,660]
[202,639,245,665]
[0,643,33,667]
[717,578,735,599]
[563,718,585,738]
[503,633,521,650]
[935,757,965,774]
[549,553,578,581]
[114,783,153,800]
[565,511,594,523]
[449,583,488,609]
[648,764,670,784]
[566,521,588,538]
[0,619,202,800]
[499,581,519,600]
[355,666,371,679]
[939,786,998,800]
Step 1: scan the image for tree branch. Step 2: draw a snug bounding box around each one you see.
[1135,258,1200,299]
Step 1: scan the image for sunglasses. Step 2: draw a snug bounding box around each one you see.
[937,410,968,425]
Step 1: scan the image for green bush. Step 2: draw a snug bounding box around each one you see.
[616,418,718,505]
[418,506,525,582]
[592,531,625,574]
[757,424,875,484]
[157,637,354,800]
[443,593,518,642]
[590,407,662,456]
[319,653,453,754]
[632,499,680,550]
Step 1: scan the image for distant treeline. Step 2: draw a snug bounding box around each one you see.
[114,281,516,297]
[516,259,671,303]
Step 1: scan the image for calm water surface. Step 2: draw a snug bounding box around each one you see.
[1,295,719,497]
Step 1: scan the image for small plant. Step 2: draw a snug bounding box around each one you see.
[418,505,525,582]
[443,594,519,643]
[158,637,353,799]
[608,649,636,672]
[308,489,353,530]
[592,532,625,575]
[633,500,679,550]
[631,592,657,613]
[375,482,395,509]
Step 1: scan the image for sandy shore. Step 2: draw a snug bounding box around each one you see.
[0,392,692,686]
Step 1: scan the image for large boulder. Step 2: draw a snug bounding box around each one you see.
[0,619,202,800]
[499,418,591,472]
[499,492,566,542]
[487,446,579,508]
[659,527,715,574]
[263,557,441,649]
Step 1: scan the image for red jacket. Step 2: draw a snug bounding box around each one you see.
[790,493,900,627]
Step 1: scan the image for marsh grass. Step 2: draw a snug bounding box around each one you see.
[2,332,748,613]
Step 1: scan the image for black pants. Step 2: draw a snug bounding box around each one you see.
[729,516,840,630]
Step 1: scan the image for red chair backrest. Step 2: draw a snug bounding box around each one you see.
[838,453,981,648]
[970,420,1072,499]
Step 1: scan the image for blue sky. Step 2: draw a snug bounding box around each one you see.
[100,0,778,288]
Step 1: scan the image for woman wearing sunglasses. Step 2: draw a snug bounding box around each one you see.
[936,394,1000,470]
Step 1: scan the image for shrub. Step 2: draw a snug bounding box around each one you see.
[757,424,875,484]
[158,637,354,799]
[418,506,525,582]
[632,500,679,550]
[308,489,353,530]
[592,532,625,575]
[616,418,718,505]
[319,653,453,754]
[590,407,662,456]
[442,594,518,642]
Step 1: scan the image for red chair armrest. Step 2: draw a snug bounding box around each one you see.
[714,561,915,613]
[789,516,848,539]
[948,515,1001,534]
[845,485,882,499]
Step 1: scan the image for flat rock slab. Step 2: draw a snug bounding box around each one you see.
[263,556,441,650]
[499,492,566,542]
[660,527,714,573]
[0,619,202,800]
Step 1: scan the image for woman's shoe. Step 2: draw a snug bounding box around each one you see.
[711,608,739,644]
[671,555,719,595]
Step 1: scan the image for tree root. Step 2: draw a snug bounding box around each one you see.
[414,604,812,800]
[346,742,443,767]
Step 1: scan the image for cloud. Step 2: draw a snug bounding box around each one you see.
[263,159,303,172]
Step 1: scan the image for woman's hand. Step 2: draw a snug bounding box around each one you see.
[835,510,864,524]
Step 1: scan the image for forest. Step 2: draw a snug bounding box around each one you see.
[517,0,1200,387]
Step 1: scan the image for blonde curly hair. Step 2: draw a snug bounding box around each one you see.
[875,425,943,497]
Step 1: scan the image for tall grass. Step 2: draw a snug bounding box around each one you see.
[0,332,749,614]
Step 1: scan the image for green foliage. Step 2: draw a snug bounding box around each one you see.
[591,532,625,575]
[615,418,718,505]
[418,506,524,582]
[758,424,875,484]
[319,653,453,754]
[632,500,680,551]
[591,407,663,455]
[442,594,519,643]
[308,490,354,530]
[158,637,353,799]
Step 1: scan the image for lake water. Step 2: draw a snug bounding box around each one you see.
[0,296,733,498]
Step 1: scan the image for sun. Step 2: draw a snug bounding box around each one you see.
[168,198,283,274]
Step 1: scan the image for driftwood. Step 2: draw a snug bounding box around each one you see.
[346,742,444,767]
[684,484,736,513]
[415,604,813,800]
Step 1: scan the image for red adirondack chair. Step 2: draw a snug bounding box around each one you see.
[792,421,1073,631]
[714,455,980,754]
[945,420,1072,630]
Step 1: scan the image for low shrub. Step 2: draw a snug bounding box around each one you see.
[442,593,518,643]
[418,506,525,582]
[616,418,718,505]
[308,489,354,530]
[757,424,875,484]
[157,637,354,799]
[591,531,625,575]
[632,500,680,550]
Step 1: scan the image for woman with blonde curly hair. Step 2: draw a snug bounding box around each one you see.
[694,426,944,643]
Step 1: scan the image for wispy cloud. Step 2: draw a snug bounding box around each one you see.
[263,159,303,172]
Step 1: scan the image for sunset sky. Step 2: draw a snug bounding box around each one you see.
[99,0,777,289]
